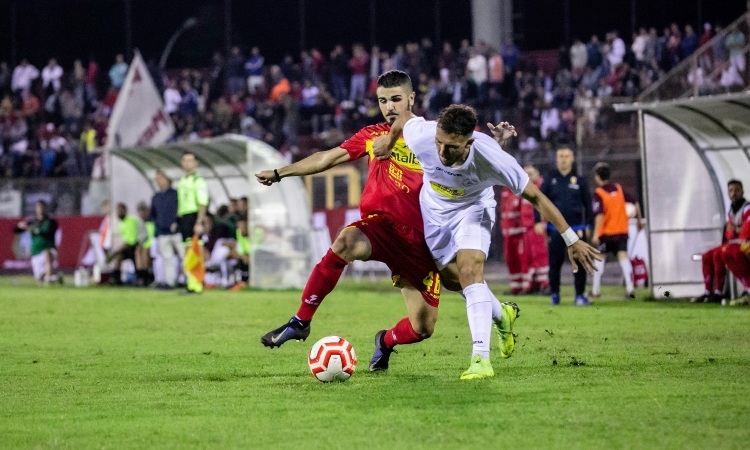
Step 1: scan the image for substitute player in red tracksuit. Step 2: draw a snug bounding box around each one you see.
[693,179,750,304]
[521,164,550,294]
[500,187,530,294]
[722,181,750,305]
[500,165,550,295]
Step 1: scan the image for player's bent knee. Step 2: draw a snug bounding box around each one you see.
[457,264,484,286]
[331,228,371,260]
[412,321,435,339]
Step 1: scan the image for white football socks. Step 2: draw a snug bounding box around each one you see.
[619,257,634,294]
[463,283,493,359]
[592,258,605,295]
[486,282,503,323]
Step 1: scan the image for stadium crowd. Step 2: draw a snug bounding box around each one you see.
[0,20,745,180]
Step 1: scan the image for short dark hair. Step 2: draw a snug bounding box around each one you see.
[728,179,743,190]
[377,70,412,91]
[156,169,171,182]
[216,205,229,217]
[594,162,611,181]
[437,104,477,137]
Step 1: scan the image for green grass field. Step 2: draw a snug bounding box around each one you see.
[1,276,749,449]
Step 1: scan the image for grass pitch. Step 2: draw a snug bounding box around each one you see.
[1,276,749,449]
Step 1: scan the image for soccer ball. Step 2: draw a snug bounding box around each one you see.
[308,336,357,382]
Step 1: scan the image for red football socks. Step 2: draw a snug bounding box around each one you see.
[296,249,348,321]
[383,317,423,347]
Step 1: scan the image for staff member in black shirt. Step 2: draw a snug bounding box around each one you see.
[151,170,184,288]
[536,147,595,306]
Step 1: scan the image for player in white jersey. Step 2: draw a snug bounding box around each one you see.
[377,104,601,379]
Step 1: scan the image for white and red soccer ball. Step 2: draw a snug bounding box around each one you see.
[308,336,357,382]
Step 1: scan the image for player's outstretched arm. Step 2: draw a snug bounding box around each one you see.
[373,113,416,161]
[255,147,352,185]
[521,180,602,273]
[487,122,517,147]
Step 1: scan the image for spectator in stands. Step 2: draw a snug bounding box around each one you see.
[720,60,744,91]
[163,79,182,114]
[41,58,63,95]
[465,47,488,104]
[692,180,749,304]
[539,100,561,145]
[726,25,747,77]
[348,43,369,102]
[586,35,603,70]
[21,88,41,126]
[570,38,588,74]
[667,23,683,67]
[225,46,246,96]
[631,28,649,68]
[59,87,84,134]
[501,41,521,73]
[329,45,349,102]
[310,48,326,85]
[245,46,265,95]
[108,54,128,90]
[369,45,382,84]
[687,64,712,94]
[299,79,321,133]
[11,59,39,96]
[644,27,659,68]
[713,24,729,67]
[606,31,626,68]
[696,23,714,67]
[487,48,505,95]
[680,24,699,60]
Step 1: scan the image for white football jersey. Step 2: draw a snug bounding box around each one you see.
[403,117,529,221]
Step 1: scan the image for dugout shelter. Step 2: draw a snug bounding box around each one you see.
[615,93,750,299]
[108,134,311,289]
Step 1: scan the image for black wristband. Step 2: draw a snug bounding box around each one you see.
[274,169,281,182]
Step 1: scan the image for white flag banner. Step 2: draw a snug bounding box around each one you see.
[104,50,175,149]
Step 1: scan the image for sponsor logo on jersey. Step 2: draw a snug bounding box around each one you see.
[365,139,422,172]
[430,181,465,198]
[436,166,462,177]
[390,145,421,171]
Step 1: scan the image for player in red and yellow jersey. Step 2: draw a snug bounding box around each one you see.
[256,71,452,371]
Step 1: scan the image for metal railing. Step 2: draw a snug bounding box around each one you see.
[638,12,750,103]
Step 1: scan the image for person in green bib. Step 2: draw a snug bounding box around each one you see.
[227,216,264,290]
[15,200,60,285]
[177,152,209,241]
[136,202,155,286]
[107,203,144,285]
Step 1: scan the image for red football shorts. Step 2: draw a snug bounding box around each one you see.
[347,214,441,307]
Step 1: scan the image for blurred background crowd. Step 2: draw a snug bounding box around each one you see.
[1,18,745,180]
